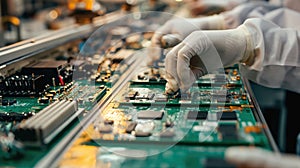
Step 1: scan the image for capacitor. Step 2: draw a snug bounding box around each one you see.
[241,93,247,100]
[232,69,238,76]
[46,94,54,99]
[38,97,49,104]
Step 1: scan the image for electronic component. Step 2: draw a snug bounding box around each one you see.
[218,124,238,140]
[14,100,84,146]
[135,93,155,100]
[126,122,137,133]
[0,112,35,122]
[134,121,155,137]
[125,91,138,100]
[218,112,237,120]
[244,125,262,134]
[187,111,208,120]
[21,60,73,86]
[134,131,151,137]
[0,75,47,96]
[159,129,175,138]
[137,110,164,120]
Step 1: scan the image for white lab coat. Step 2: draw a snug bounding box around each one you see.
[221,0,300,93]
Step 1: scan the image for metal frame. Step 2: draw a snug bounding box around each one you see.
[242,77,279,152]
[35,52,144,168]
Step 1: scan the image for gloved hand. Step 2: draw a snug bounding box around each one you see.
[165,26,254,94]
[148,15,225,62]
[225,146,300,168]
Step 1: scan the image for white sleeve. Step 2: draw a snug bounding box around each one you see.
[221,2,279,29]
[239,18,300,93]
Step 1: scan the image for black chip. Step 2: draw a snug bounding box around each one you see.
[2,100,8,106]
[126,122,137,133]
[104,120,114,125]
[203,158,236,168]
[137,110,164,120]
[218,124,237,132]
[187,111,208,120]
[217,112,237,120]
[218,124,238,140]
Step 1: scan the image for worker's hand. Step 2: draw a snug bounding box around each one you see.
[225,146,300,168]
[148,15,224,63]
[165,26,254,94]
[151,15,224,48]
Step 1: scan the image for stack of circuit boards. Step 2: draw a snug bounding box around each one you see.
[0,19,275,168]
[57,55,273,167]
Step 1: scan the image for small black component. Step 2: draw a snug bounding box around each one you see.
[217,112,237,120]
[0,75,46,97]
[22,60,73,86]
[0,112,33,122]
[1,100,8,106]
[104,120,114,125]
[137,110,164,120]
[187,111,208,120]
[0,112,8,121]
[160,130,175,138]
[137,74,145,80]
[8,99,17,105]
[126,122,137,133]
[218,124,238,140]
[135,131,151,137]
[203,158,236,168]
[38,97,49,104]
[125,91,138,100]
[149,77,157,82]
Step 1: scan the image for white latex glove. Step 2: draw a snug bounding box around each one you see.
[148,15,225,62]
[165,26,254,94]
[225,146,300,168]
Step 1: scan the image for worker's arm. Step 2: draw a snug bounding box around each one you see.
[164,17,300,94]
[225,146,300,168]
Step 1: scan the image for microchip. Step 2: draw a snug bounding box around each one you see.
[217,112,237,120]
[137,110,164,120]
[126,122,137,133]
[203,158,236,168]
[218,124,238,140]
[187,111,208,120]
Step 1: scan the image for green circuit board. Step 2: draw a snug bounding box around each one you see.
[0,13,275,168]
[55,63,273,168]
